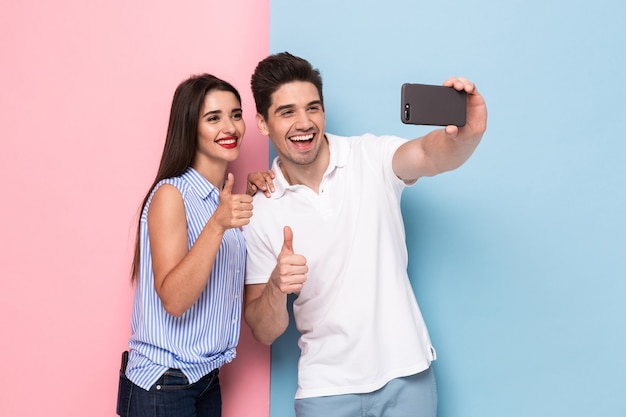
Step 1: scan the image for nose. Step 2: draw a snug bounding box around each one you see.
[294,110,313,130]
[222,117,236,134]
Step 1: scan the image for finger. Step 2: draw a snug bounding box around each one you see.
[456,78,473,93]
[265,171,276,192]
[282,226,294,254]
[445,125,459,136]
[283,283,305,295]
[248,172,268,191]
[222,172,235,196]
[255,178,267,191]
[447,78,474,94]
[236,194,253,204]
[246,183,258,195]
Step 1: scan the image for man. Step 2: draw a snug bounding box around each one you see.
[244,52,487,417]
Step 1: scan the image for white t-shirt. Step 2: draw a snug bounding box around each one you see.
[244,133,435,399]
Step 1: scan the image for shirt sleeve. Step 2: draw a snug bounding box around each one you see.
[242,216,278,285]
[359,133,409,191]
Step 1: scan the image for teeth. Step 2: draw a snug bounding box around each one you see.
[290,134,314,141]
[217,139,236,145]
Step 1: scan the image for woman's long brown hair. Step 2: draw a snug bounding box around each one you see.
[130,74,241,282]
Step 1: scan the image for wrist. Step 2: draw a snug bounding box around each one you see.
[205,216,226,236]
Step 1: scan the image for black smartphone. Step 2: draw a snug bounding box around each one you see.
[401,83,467,126]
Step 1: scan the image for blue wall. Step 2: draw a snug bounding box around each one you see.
[268,1,626,416]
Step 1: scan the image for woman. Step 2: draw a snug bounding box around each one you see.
[117,74,256,417]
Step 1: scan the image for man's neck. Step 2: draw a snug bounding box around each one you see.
[279,142,330,194]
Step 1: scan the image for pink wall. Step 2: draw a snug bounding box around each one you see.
[0,1,270,416]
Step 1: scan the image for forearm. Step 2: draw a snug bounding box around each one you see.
[394,128,482,181]
[244,283,290,345]
[157,219,225,317]
[420,128,482,176]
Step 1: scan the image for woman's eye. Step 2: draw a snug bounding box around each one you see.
[233,112,243,120]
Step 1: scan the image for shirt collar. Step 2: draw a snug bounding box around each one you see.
[271,133,347,199]
[181,167,219,201]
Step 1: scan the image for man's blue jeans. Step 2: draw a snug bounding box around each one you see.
[117,368,221,417]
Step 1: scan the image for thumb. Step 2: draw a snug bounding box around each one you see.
[222,172,235,196]
[281,226,294,254]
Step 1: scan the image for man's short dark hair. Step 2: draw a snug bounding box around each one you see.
[251,52,324,119]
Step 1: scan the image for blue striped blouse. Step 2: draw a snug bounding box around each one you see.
[126,168,246,391]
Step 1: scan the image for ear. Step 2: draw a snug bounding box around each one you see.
[256,113,269,136]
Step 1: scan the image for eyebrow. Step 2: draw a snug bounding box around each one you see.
[273,100,322,116]
[201,107,242,118]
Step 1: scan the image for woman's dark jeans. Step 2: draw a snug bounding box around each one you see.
[117,367,221,417]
